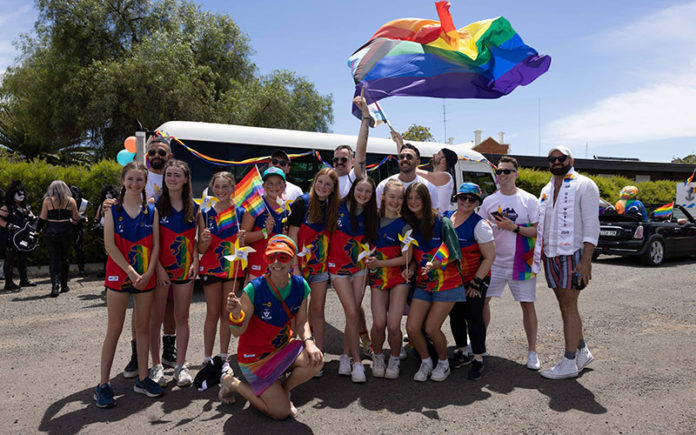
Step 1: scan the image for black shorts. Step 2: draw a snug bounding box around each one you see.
[201,274,244,285]
[106,286,155,295]
[171,279,192,285]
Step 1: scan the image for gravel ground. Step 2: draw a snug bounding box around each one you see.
[1,255,695,434]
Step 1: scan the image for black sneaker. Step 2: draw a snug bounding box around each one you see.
[134,376,164,397]
[468,359,485,380]
[123,340,138,378]
[450,349,472,369]
[19,280,37,287]
[94,383,116,408]
[162,335,177,368]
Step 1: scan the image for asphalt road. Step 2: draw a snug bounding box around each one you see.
[1,255,695,434]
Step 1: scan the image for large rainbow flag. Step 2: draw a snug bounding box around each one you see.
[348,1,550,118]
[234,166,265,218]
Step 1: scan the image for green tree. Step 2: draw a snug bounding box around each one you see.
[401,124,435,142]
[0,0,333,161]
[672,154,696,164]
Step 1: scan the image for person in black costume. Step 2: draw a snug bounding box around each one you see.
[0,181,36,291]
[93,185,118,278]
[70,186,89,276]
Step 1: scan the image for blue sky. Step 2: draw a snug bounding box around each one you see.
[2,0,695,162]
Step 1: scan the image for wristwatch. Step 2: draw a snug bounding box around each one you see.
[513,225,520,234]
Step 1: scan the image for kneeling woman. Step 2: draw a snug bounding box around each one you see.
[402,182,462,382]
[220,235,323,420]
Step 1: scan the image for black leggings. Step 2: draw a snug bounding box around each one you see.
[45,230,72,286]
[449,282,488,355]
[72,223,85,272]
[3,248,29,282]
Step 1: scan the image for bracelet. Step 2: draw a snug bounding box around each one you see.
[303,336,315,342]
[228,310,245,325]
[513,225,520,234]
[262,228,268,239]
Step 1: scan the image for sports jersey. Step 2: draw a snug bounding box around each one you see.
[328,202,366,275]
[247,196,290,275]
[289,194,329,278]
[412,216,462,292]
[370,217,408,290]
[158,203,199,281]
[105,203,156,291]
[443,210,492,282]
[199,205,245,279]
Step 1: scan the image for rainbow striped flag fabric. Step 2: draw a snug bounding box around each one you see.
[653,202,673,218]
[348,1,550,119]
[234,166,266,218]
[215,207,237,232]
[432,242,449,266]
[685,168,695,186]
[512,223,536,281]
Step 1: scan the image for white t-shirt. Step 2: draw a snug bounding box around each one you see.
[479,189,539,277]
[146,171,163,202]
[282,180,303,205]
[376,173,438,206]
[472,218,495,244]
[338,168,356,199]
[433,172,455,213]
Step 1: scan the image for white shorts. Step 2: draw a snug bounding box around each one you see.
[487,273,537,302]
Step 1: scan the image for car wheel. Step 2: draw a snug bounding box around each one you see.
[641,239,664,266]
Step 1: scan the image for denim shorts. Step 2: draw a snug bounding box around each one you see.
[413,286,467,303]
[305,271,329,284]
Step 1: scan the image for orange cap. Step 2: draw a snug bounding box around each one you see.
[265,235,297,257]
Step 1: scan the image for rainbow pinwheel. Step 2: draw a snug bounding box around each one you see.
[224,238,256,271]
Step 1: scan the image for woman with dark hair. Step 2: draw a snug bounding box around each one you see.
[0,181,36,290]
[328,174,378,382]
[287,167,340,366]
[149,160,198,388]
[402,182,463,383]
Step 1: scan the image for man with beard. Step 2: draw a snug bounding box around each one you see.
[533,146,599,380]
[375,131,437,205]
[416,148,457,213]
[145,136,172,201]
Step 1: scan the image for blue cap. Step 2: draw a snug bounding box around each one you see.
[456,182,483,201]
[263,167,286,181]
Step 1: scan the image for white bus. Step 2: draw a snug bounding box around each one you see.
[155,121,497,203]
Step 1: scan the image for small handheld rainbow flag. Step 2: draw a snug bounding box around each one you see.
[216,207,237,232]
[653,202,673,218]
[432,242,449,266]
[685,167,695,186]
[234,166,266,218]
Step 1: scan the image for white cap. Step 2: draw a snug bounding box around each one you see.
[548,145,572,159]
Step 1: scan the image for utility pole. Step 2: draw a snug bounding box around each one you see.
[442,99,447,143]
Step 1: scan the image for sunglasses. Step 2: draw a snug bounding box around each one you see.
[548,155,568,164]
[266,253,293,264]
[399,153,415,161]
[456,194,479,203]
[332,157,348,164]
[270,158,289,167]
[495,168,516,175]
[148,149,167,157]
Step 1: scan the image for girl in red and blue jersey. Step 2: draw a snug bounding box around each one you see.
[287,167,340,357]
[402,182,463,383]
[149,160,199,388]
[197,171,245,372]
[443,182,495,380]
[96,162,162,408]
[366,178,411,379]
[328,175,378,382]
[242,167,289,282]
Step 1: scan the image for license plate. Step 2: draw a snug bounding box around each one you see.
[600,230,618,236]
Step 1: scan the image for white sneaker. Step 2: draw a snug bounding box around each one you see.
[430,363,451,382]
[372,354,386,378]
[385,357,400,379]
[338,354,352,376]
[413,361,433,382]
[540,356,579,380]
[221,361,231,375]
[526,351,541,370]
[399,345,408,360]
[576,346,594,371]
[149,364,167,387]
[174,365,192,387]
[351,362,366,383]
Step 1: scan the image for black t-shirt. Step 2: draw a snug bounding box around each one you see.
[288,195,307,228]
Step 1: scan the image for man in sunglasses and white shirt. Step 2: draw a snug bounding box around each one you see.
[268,150,302,205]
[479,155,541,370]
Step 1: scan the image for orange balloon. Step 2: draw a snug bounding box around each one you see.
[123,136,137,153]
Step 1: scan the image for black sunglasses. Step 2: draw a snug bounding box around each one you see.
[548,155,568,164]
[495,168,516,175]
[399,153,415,161]
[456,194,479,203]
[148,149,167,157]
[270,158,289,167]
[332,157,348,164]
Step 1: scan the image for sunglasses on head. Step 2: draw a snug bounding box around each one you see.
[495,168,516,175]
[266,253,293,264]
[148,149,167,157]
[548,155,568,164]
[332,157,348,164]
[456,194,479,203]
[270,158,289,167]
[399,153,415,161]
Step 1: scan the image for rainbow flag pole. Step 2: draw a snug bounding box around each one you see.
[234,165,269,219]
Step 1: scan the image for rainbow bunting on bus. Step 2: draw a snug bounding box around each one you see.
[653,202,673,218]
[348,1,551,119]
[432,242,449,266]
[234,166,266,218]
[216,207,237,232]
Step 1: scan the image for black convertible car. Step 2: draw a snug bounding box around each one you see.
[596,204,696,266]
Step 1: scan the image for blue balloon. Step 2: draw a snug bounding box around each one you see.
[117,149,136,166]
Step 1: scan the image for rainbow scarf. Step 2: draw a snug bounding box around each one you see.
[512,223,536,281]
[348,1,550,119]
[234,166,266,218]
[215,207,237,232]
[654,202,673,218]
[431,242,449,266]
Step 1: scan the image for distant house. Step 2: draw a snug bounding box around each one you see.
[471,130,509,155]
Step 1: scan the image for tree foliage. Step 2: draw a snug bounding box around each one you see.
[401,124,435,142]
[0,0,333,162]
[672,154,696,164]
